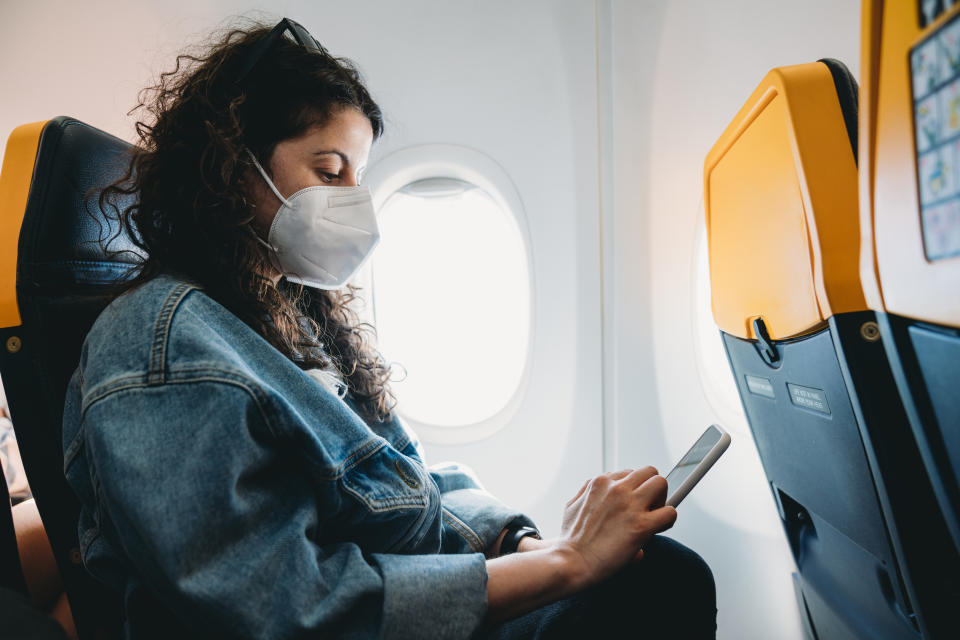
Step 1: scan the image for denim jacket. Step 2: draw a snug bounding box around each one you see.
[62,274,535,639]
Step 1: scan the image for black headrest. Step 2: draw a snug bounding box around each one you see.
[2,116,139,637]
[19,116,142,293]
[818,58,859,165]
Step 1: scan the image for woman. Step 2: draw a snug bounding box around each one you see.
[62,18,716,639]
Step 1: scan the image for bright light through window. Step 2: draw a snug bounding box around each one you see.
[372,179,531,427]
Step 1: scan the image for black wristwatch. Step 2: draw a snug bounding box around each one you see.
[500,522,541,555]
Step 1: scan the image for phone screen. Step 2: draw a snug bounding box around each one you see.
[665,425,723,497]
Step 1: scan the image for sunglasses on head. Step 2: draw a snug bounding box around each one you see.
[235,18,328,84]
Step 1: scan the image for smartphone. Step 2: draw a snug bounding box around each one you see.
[664,424,731,508]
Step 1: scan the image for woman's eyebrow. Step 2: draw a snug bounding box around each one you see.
[313,150,349,164]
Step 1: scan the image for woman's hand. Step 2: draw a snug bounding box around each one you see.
[554,467,677,590]
[483,466,676,626]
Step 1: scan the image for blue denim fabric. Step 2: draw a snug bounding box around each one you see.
[62,274,535,639]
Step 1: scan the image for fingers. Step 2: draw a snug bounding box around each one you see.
[635,473,669,508]
[624,465,659,489]
[567,469,634,506]
[651,505,678,532]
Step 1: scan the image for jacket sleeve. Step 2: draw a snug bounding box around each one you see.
[430,462,538,554]
[72,378,488,640]
[388,415,537,554]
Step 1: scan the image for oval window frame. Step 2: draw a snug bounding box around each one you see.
[361,144,536,445]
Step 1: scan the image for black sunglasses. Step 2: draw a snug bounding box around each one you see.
[235,18,328,84]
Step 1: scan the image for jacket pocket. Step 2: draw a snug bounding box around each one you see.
[340,441,431,513]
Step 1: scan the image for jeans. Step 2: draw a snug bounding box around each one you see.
[480,535,717,639]
[0,588,68,640]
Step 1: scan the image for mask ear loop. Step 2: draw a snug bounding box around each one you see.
[245,149,291,251]
[245,225,275,252]
[246,149,293,207]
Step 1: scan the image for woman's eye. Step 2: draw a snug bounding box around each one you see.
[319,172,338,183]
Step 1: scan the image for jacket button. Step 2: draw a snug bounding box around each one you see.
[395,460,420,489]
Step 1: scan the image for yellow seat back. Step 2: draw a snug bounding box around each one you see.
[705,62,864,340]
[0,121,47,329]
[860,0,960,326]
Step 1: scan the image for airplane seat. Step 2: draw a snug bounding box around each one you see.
[0,116,143,639]
[860,1,960,577]
[705,59,960,639]
[1,465,29,595]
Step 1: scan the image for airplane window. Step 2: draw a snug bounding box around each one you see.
[372,177,531,428]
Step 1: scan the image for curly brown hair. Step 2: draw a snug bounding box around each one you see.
[100,21,394,422]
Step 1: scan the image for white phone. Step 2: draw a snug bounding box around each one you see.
[664,424,731,508]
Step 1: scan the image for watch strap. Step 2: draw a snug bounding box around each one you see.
[500,523,541,555]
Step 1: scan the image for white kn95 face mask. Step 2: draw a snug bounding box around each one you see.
[247,149,380,290]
